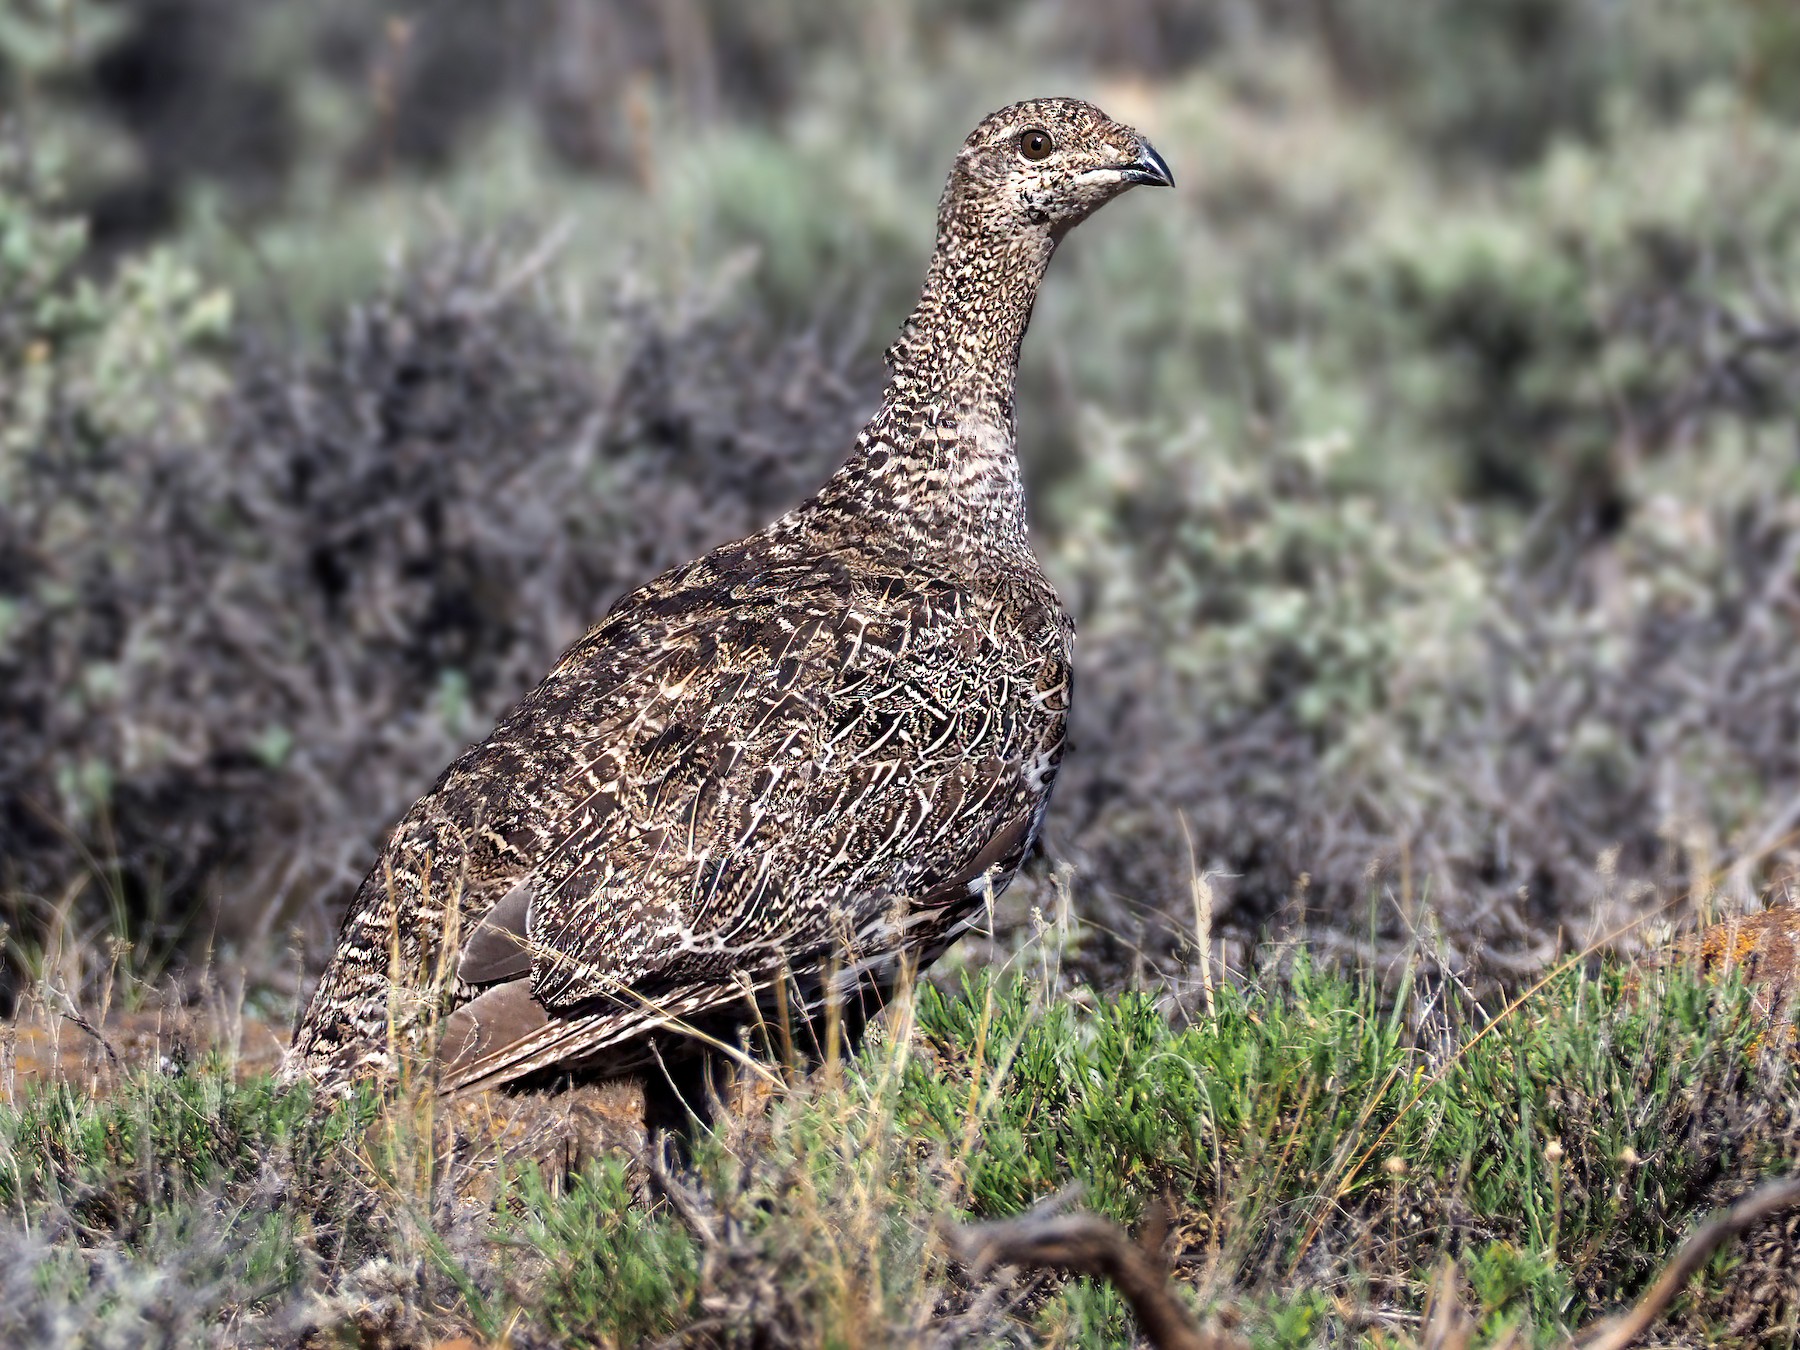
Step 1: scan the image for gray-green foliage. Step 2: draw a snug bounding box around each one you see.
[1016,68,1800,971]
[506,1160,699,1346]
[0,137,233,943]
[9,0,1800,995]
[2,962,1792,1346]
[0,137,869,980]
[0,138,230,466]
[1305,0,1755,163]
[0,1063,372,1345]
[1047,375,1800,978]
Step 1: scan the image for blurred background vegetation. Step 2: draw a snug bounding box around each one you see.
[4,0,1800,1012]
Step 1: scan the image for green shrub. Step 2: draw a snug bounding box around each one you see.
[6,961,1790,1345]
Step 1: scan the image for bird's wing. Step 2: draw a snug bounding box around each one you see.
[434,552,1058,1091]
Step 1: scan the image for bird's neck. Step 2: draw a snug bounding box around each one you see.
[885,220,1057,405]
[806,221,1058,558]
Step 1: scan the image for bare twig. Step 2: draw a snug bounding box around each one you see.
[1418,1258,1476,1350]
[949,1197,1241,1350]
[648,1136,718,1249]
[48,987,120,1068]
[484,217,577,310]
[1574,1176,1800,1350]
[1179,812,1217,1018]
[947,1173,1799,1349]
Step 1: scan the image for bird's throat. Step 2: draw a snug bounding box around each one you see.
[795,222,1057,558]
[884,223,1057,410]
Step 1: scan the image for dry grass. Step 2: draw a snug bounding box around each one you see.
[2,912,1797,1346]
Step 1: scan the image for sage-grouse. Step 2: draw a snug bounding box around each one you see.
[286,98,1172,1095]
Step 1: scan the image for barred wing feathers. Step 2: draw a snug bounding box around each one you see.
[431,548,1065,1090]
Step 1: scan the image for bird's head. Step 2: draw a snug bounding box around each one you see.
[939,96,1173,242]
[888,96,1171,391]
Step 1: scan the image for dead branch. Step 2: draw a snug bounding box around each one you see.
[949,1198,1242,1350]
[947,1174,1800,1350]
[51,989,121,1068]
[1574,1175,1800,1350]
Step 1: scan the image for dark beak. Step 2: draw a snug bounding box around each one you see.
[1119,139,1173,188]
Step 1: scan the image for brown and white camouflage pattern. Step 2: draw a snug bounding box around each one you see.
[285,97,1171,1094]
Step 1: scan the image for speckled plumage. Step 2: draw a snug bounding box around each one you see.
[285,97,1171,1094]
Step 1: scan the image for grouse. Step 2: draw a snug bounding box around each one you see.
[285,97,1172,1095]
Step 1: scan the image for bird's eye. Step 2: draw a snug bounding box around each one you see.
[1018,128,1054,161]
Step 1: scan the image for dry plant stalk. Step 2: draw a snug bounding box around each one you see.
[1573,1175,1800,1350]
[950,1176,1800,1350]
[949,1195,1242,1350]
